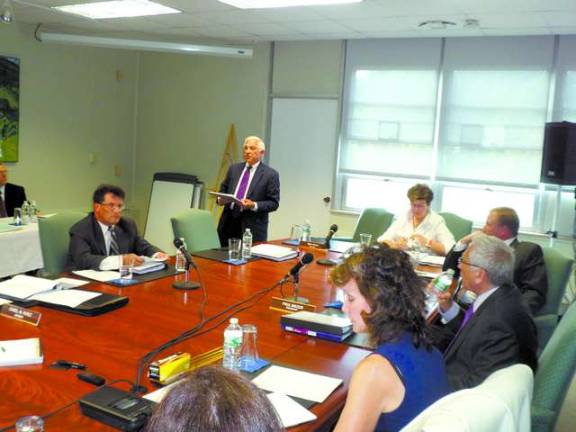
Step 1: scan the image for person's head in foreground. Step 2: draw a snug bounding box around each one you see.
[330,243,431,348]
[145,365,284,432]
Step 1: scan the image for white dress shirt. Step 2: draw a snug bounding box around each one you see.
[441,286,499,323]
[232,161,260,212]
[377,209,455,254]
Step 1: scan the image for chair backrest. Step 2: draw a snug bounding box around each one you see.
[38,211,86,276]
[171,209,220,253]
[532,300,576,432]
[438,212,473,241]
[352,208,393,243]
[401,364,533,432]
[539,247,573,316]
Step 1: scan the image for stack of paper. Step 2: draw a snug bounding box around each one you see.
[132,257,166,275]
[419,255,446,267]
[0,275,57,300]
[0,338,43,367]
[73,270,121,282]
[250,244,298,262]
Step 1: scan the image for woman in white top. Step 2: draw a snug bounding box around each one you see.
[377,184,454,256]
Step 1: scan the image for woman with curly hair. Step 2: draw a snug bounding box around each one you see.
[332,244,449,432]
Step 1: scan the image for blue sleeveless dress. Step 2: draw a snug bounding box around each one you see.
[374,331,449,431]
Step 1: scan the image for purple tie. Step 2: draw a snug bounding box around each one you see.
[0,190,7,218]
[235,166,252,200]
[458,306,475,332]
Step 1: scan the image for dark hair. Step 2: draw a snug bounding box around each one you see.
[407,183,434,205]
[92,184,125,204]
[145,366,284,432]
[330,244,431,349]
[492,207,520,236]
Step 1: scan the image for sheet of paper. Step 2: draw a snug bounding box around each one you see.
[419,255,445,266]
[208,191,241,204]
[0,338,43,367]
[31,289,101,308]
[0,275,56,300]
[144,380,181,403]
[0,298,12,306]
[55,277,90,289]
[267,392,317,428]
[73,270,121,282]
[252,365,342,403]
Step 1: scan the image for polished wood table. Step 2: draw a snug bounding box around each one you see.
[0,245,371,431]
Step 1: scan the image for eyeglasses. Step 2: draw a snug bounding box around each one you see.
[458,256,485,270]
[99,203,124,211]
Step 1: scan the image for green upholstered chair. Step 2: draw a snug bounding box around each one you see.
[171,209,220,253]
[534,314,558,354]
[532,300,576,432]
[438,212,473,241]
[337,208,394,243]
[538,247,573,317]
[38,211,86,276]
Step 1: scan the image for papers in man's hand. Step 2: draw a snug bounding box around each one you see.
[252,365,342,403]
[0,275,56,300]
[209,191,241,204]
[250,244,298,262]
[0,338,43,367]
[73,270,121,282]
[267,392,317,428]
[132,257,166,275]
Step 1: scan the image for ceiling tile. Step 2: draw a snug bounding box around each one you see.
[472,12,548,29]
[542,12,576,27]
[335,17,411,33]
[283,19,353,33]
[244,22,299,36]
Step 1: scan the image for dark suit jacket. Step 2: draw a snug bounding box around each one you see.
[67,213,160,270]
[443,239,548,314]
[217,162,280,243]
[440,283,538,391]
[3,182,27,217]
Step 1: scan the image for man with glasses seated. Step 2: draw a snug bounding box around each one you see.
[443,207,547,314]
[67,184,168,270]
[435,234,538,391]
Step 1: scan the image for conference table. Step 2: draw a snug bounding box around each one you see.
[0,244,378,431]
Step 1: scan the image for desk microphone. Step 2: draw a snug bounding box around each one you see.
[288,252,314,281]
[172,238,200,290]
[324,224,338,248]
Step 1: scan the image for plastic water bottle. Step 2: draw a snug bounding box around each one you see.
[302,220,312,242]
[432,269,455,295]
[223,318,243,371]
[242,228,252,260]
[21,201,30,224]
[29,200,38,223]
[175,250,187,272]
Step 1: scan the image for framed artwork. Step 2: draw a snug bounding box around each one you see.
[0,56,20,162]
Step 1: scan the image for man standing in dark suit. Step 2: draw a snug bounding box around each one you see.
[217,136,280,246]
[437,234,538,391]
[67,184,168,270]
[0,163,27,217]
[443,207,547,314]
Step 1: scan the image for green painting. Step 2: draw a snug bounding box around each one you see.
[0,56,19,162]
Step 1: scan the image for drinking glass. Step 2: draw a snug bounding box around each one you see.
[228,238,241,261]
[240,324,259,370]
[15,416,44,432]
[289,224,303,243]
[359,233,372,247]
[119,255,134,280]
[13,208,22,225]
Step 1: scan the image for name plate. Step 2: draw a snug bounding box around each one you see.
[270,297,316,313]
[0,304,42,326]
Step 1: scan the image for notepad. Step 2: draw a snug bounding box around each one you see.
[252,365,342,403]
[419,255,445,267]
[31,290,101,308]
[0,338,43,367]
[250,244,298,261]
[0,275,57,300]
[267,392,317,427]
[73,270,121,282]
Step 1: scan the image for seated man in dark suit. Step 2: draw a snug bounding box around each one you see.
[0,163,27,218]
[437,234,538,391]
[217,136,280,246]
[67,184,168,270]
[443,207,547,314]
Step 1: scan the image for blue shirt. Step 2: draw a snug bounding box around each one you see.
[374,332,450,431]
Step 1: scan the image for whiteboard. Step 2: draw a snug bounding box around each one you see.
[144,174,201,253]
[269,98,339,240]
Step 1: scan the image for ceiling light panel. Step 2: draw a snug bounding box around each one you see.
[218,0,363,9]
[53,0,181,19]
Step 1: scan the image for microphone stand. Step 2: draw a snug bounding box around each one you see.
[285,272,309,304]
[172,258,201,290]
